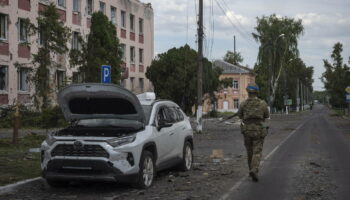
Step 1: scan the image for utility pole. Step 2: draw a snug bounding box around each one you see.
[296,79,299,112]
[234,35,236,54]
[196,0,203,133]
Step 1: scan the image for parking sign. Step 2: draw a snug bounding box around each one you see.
[101,65,111,83]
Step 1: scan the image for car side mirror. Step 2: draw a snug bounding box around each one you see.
[157,120,173,131]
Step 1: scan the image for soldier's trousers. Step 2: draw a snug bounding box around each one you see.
[243,136,265,174]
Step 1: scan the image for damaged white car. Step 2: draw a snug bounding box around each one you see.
[40,83,194,188]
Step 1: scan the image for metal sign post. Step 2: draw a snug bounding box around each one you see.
[101,65,111,83]
[346,87,350,115]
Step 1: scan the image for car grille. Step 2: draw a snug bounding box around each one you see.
[51,144,109,158]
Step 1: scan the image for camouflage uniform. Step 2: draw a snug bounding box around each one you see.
[237,96,269,176]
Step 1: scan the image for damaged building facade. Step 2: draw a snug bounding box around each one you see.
[0,0,154,106]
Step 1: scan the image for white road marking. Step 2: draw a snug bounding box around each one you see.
[219,122,306,200]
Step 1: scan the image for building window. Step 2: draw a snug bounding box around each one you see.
[233,80,239,89]
[86,0,93,15]
[139,18,143,34]
[139,78,144,92]
[130,14,134,32]
[0,66,8,91]
[18,68,30,92]
[130,77,134,91]
[130,46,135,63]
[120,43,126,60]
[0,14,8,40]
[73,0,80,12]
[111,6,117,25]
[72,31,80,49]
[18,18,28,43]
[38,28,45,45]
[56,70,65,89]
[99,1,105,14]
[57,0,65,7]
[234,99,239,109]
[121,10,126,28]
[139,48,143,63]
[72,72,82,83]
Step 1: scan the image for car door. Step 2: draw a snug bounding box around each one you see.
[164,107,181,158]
[153,106,176,163]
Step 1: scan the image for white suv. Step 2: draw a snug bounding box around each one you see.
[40,83,194,188]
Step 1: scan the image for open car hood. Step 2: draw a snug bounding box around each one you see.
[58,83,145,123]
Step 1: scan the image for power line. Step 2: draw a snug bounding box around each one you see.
[214,0,256,47]
[220,0,253,38]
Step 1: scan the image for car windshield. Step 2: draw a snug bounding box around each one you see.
[142,105,152,124]
[75,118,143,130]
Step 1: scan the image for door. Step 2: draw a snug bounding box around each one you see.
[153,106,176,163]
[223,101,229,110]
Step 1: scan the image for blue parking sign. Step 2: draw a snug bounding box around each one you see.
[101,65,111,83]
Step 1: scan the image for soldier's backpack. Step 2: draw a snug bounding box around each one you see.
[242,98,266,120]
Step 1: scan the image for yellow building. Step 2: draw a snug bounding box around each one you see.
[203,60,256,113]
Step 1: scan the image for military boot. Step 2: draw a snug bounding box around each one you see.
[249,172,259,182]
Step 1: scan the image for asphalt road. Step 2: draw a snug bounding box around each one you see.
[225,104,350,200]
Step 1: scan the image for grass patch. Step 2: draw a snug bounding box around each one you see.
[330,109,344,117]
[0,134,45,186]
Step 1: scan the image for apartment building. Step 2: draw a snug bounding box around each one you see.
[202,60,256,113]
[0,0,154,106]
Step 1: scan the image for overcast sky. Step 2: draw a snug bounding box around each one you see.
[145,0,350,91]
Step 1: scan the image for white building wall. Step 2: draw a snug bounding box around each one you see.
[0,0,154,106]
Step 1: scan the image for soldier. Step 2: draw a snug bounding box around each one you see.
[223,83,269,182]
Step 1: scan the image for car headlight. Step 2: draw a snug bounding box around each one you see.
[45,132,56,146]
[107,134,136,147]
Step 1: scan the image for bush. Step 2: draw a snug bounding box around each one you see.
[0,105,68,129]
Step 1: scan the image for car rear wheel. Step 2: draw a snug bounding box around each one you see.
[179,141,193,171]
[135,151,155,189]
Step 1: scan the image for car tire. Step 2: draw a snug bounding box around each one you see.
[135,150,155,189]
[46,179,69,187]
[179,141,193,171]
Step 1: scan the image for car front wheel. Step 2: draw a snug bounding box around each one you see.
[179,141,193,171]
[135,151,155,189]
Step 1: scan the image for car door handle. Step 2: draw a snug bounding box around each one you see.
[182,127,186,130]
[169,132,175,136]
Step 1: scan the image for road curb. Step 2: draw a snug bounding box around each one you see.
[0,177,42,195]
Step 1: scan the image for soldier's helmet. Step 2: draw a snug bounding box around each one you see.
[246,83,260,93]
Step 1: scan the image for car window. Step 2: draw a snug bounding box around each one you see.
[165,107,177,123]
[156,107,168,123]
[175,108,184,121]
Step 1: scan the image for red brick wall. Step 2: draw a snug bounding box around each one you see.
[139,34,144,44]
[0,0,9,6]
[0,42,9,56]
[17,94,30,104]
[130,32,135,41]
[18,44,30,59]
[18,0,31,11]
[130,64,135,72]
[38,3,47,13]
[72,12,81,25]
[57,9,66,22]
[0,94,8,104]
[121,29,126,39]
[139,65,144,73]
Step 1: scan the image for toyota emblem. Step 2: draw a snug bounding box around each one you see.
[73,140,84,149]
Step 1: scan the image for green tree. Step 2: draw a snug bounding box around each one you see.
[223,51,243,65]
[146,45,221,114]
[252,14,304,109]
[322,42,350,108]
[77,12,122,84]
[32,4,70,110]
